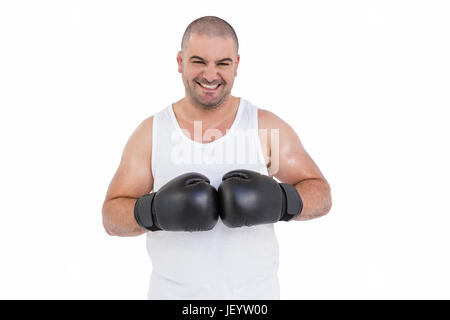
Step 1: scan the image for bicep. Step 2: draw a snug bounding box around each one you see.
[274,126,324,184]
[105,117,154,201]
[259,110,325,185]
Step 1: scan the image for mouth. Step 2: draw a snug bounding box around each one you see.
[196,82,222,91]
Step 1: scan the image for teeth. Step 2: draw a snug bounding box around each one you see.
[199,83,219,89]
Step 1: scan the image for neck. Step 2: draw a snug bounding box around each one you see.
[174,95,240,127]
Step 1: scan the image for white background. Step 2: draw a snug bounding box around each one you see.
[0,0,449,299]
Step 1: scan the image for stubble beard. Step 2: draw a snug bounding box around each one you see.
[184,77,231,111]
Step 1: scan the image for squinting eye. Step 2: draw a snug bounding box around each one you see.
[218,63,229,66]
[193,61,204,64]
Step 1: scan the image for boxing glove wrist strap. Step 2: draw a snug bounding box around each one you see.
[134,193,162,231]
[279,183,303,221]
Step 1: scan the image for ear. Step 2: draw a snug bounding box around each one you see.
[177,51,183,73]
[234,54,240,77]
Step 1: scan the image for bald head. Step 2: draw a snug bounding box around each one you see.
[181,16,239,54]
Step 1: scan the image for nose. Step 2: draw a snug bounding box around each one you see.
[202,63,220,83]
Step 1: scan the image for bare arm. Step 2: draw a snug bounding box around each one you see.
[102,116,154,236]
[258,109,332,221]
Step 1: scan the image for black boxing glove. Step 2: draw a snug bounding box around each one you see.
[218,169,303,228]
[134,172,219,232]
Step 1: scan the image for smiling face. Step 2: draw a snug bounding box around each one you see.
[177,33,240,110]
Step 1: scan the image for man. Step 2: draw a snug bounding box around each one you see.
[102,16,331,299]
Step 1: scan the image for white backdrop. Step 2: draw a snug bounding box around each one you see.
[0,0,449,299]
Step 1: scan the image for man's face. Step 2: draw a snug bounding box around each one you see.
[177,33,240,109]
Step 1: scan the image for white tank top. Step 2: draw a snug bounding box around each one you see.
[146,97,280,299]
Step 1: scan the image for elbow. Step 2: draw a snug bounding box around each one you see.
[103,222,117,236]
[102,204,117,236]
[314,181,332,217]
[323,185,332,215]
[323,198,332,216]
[102,216,116,236]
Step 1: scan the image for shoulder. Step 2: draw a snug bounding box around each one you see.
[257,106,303,159]
[258,108,277,128]
[122,115,154,160]
[140,115,154,133]
[132,115,154,143]
[257,107,297,136]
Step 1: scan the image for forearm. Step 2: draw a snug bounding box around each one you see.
[294,178,332,221]
[102,197,147,237]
